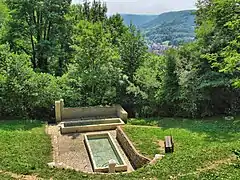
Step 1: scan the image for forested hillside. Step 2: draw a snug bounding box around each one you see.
[143,10,196,45]
[121,10,196,45]
[0,0,239,120]
[121,14,157,27]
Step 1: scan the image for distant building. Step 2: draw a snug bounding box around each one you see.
[148,43,177,55]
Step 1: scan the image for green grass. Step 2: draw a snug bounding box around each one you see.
[124,118,240,179]
[0,120,52,174]
[0,118,239,180]
[0,174,15,180]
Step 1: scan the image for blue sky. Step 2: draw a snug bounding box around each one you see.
[72,0,197,14]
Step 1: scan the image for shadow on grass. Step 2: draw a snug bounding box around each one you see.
[128,117,240,143]
[0,120,43,131]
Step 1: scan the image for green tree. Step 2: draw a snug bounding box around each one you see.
[196,0,240,87]
[129,53,165,117]
[117,23,147,116]
[120,24,147,83]
[71,20,121,106]
[0,0,8,28]
[4,0,71,74]
[160,49,180,116]
[82,0,107,23]
[0,45,62,119]
[175,42,202,117]
[106,14,128,46]
[176,42,240,117]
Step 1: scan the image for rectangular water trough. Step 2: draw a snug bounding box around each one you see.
[60,118,125,134]
[84,132,127,173]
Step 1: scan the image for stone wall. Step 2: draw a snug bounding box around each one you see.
[62,106,116,120]
[60,121,124,134]
[116,105,128,122]
[55,100,128,122]
[116,126,151,169]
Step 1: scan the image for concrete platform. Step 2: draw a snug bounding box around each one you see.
[60,118,125,134]
[47,125,134,173]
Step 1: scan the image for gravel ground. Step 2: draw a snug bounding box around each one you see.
[47,125,134,173]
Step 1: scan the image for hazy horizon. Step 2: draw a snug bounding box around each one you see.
[72,0,197,15]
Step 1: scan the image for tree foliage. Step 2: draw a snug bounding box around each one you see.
[196,0,240,87]
[4,0,72,74]
[0,0,8,28]
[0,45,62,119]
[71,20,121,106]
[0,0,239,120]
[160,49,180,115]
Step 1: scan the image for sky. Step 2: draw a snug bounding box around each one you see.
[72,0,197,15]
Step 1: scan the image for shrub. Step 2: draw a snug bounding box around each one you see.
[0,48,62,120]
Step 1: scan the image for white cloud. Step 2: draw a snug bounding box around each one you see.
[72,0,197,14]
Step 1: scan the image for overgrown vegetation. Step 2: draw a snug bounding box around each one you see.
[0,0,239,120]
[0,119,239,179]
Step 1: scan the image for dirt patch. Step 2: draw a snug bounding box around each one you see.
[156,140,165,153]
[0,170,42,180]
[157,140,165,148]
[197,158,233,172]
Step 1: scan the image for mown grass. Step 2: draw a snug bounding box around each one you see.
[0,174,15,180]
[0,118,239,180]
[124,117,240,179]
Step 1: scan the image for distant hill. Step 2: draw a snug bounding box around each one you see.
[121,10,196,46]
[121,14,157,27]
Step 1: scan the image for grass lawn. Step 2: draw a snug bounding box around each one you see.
[0,118,239,179]
[0,174,15,180]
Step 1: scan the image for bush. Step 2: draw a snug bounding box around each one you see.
[0,48,62,120]
[23,73,63,120]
